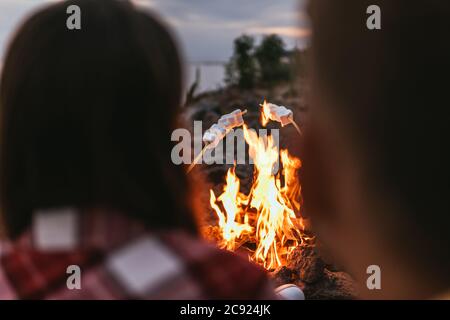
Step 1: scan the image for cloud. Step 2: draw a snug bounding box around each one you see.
[146,0,310,61]
[246,26,311,38]
[0,0,310,62]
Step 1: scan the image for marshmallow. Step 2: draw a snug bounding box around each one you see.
[265,103,294,127]
[218,109,245,130]
[203,124,227,148]
[203,109,245,147]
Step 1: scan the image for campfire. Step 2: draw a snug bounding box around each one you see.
[190,95,358,299]
[208,102,309,270]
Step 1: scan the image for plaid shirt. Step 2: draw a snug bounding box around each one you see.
[0,208,276,300]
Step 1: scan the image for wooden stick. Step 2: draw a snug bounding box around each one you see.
[187,145,208,173]
[291,120,303,136]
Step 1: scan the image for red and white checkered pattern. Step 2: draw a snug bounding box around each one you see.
[0,209,276,300]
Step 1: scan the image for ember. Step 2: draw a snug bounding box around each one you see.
[209,102,309,270]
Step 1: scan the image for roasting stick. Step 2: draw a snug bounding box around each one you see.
[187,145,208,173]
[260,102,303,136]
[187,109,248,174]
[291,120,303,136]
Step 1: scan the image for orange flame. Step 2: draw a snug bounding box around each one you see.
[209,113,306,270]
[261,100,271,127]
[209,169,253,251]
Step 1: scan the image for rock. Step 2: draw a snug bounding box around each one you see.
[287,243,325,284]
[271,266,296,287]
[271,242,359,299]
[302,269,359,300]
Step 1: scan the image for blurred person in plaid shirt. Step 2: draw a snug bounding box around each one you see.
[0,0,276,300]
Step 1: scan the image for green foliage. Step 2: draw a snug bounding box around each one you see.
[226,33,307,89]
[224,59,238,86]
[289,48,309,79]
[255,34,290,86]
[226,35,257,89]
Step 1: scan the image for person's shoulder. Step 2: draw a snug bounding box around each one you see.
[160,231,276,299]
[0,246,102,299]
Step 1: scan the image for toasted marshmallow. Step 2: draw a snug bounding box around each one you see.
[218,109,245,130]
[203,109,245,147]
[265,103,294,127]
[203,124,227,148]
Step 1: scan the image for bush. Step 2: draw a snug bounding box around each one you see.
[226,34,305,89]
[255,34,290,86]
[225,35,257,89]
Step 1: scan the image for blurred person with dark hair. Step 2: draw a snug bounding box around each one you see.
[304,0,450,299]
[0,0,275,299]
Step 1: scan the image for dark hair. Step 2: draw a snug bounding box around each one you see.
[0,0,197,237]
[307,0,450,279]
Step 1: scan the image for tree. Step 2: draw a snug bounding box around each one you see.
[289,47,309,79]
[226,35,257,89]
[255,34,289,86]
